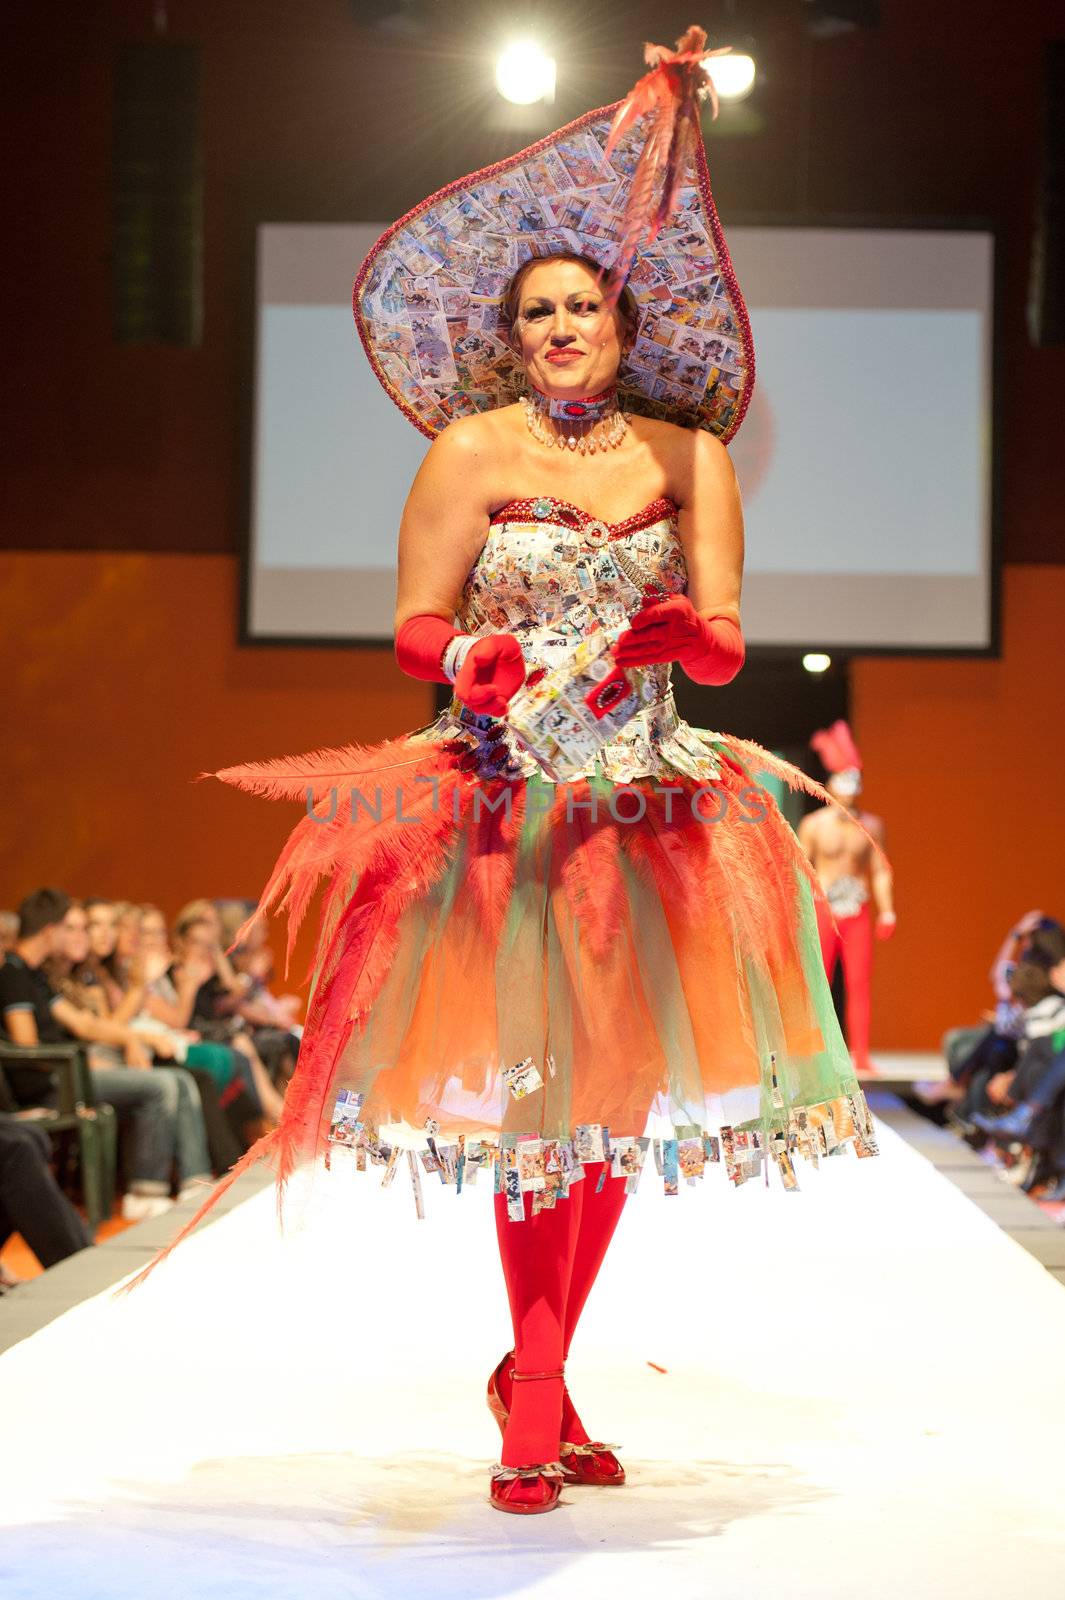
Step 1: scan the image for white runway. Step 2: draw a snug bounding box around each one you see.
[2,1117,1064,1600]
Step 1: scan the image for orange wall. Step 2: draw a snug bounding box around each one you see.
[3,551,1063,1050]
[853,564,1065,1049]
[0,551,429,986]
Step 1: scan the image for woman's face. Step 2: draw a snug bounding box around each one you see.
[177,920,217,964]
[512,259,626,401]
[141,912,170,957]
[115,911,142,962]
[61,906,91,966]
[86,903,117,959]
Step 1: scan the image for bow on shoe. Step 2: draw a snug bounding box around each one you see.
[490,1461,567,1482]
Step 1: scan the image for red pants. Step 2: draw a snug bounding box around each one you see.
[815,897,874,1072]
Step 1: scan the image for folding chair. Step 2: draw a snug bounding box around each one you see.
[0,1044,117,1234]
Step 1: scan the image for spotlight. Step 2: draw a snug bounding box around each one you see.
[495,40,556,106]
[802,652,832,674]
[705,49,757,103]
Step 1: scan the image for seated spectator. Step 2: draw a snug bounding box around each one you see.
[0,887,204,1221]
[171,901,287,1123]
[924,911,1061,1119]
[0,1115,92,1273]
[126,903,259,1167]
[218,900,302,1093]
[968,931,1065,1197]
[50,900,214,1195]
[951,952,1060,1130]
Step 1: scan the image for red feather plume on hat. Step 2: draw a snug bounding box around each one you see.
[601,25,733,303]
[809,719,863,775]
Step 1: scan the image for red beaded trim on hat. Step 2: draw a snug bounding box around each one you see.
[488,494,679,541]
[351,100,755,446]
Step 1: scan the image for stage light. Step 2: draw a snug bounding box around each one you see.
[802,652,832,674]
[495,41,556,106]
[705,50,757,103]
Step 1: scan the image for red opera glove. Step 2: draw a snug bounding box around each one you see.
[393,613,526,716]
[875,912,897,941]
[454,634,526,717]
[611,589,745,685]
[394,613,459,684]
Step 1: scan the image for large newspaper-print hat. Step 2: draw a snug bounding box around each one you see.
[352,28,755,445]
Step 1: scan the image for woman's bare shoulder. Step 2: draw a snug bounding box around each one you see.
[430,404,523,459]
[627,415,733,501]
[631,414,730,459]
[405,406,524,524]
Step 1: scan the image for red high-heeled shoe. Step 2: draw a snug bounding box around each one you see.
[489,1458,566,1514]
[558,1438,626,1486]
[487,1351,626,1488]
[488,1365,566,1514]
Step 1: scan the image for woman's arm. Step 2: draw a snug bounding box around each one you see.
[107,963,150,1024]
[393,417,527,714]
[394,417,498,633]
[674,427,745,626]
[212,945,248,1002]
[613,427,745,684]
[50,996,162,1063]
[989,911,1043,999]
[143,989,185,1028]
[159,962,211,1029]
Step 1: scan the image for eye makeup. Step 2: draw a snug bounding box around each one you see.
[521,293,603,320]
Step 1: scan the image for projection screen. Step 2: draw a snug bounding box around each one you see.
[246,221,996,653]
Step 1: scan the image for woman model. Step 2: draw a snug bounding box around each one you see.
[131,29,884,1515]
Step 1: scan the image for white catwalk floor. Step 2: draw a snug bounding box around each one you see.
[2,1116,1065,1600]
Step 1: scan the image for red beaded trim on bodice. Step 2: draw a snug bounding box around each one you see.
[488,494,679,543]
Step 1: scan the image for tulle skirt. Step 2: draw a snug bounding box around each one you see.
[121,717,881,1292]
[197,717,879,1225]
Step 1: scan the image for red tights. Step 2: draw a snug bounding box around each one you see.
[492,1161,629,1467]
[815,898,874,1073]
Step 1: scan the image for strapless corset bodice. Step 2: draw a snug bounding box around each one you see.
[420,493,726,785]
[454,493,687,658]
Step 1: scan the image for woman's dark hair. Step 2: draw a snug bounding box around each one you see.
[1026,925,1065,969]
[502,252,639,350]
[1009,960,1055,1007]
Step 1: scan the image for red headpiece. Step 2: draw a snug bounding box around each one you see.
[809,719,863,775]
[352,26,754,444]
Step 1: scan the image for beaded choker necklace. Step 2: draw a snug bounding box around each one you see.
[521,383,630,455]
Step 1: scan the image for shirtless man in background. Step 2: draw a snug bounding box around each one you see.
[799,720,896,1077]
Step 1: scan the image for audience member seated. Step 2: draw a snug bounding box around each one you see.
[217,898,302,1093]
[0,1114,92,1278]
[950,956,1058,1124]
[924,911,1060,1115]
[0,888,202,1221]
[49,900,214,1199]
[966,934,1065,1199]
[0,910,19,960]
[133,903,258,1168]
[171,901,287,1124]
[0,887,301,1284]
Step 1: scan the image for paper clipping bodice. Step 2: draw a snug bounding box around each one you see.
[423,492,728,786]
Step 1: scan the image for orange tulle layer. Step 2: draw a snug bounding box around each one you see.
[117,723,885,1292]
